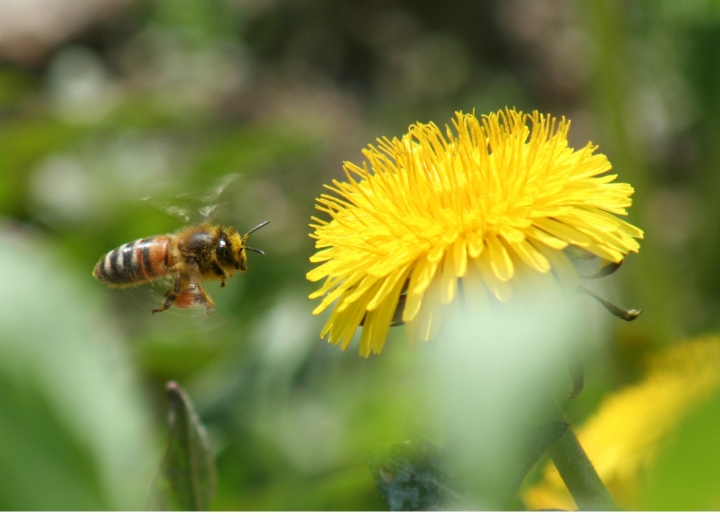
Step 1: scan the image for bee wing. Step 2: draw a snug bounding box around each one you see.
[139,174,243,224]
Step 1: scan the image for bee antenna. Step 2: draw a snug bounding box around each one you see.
[245,220,271,236]
[243,247,265,255]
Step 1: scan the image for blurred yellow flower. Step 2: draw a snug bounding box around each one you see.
[307,109,643,357]
[524,336,720,510]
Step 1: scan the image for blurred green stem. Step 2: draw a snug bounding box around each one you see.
[547,406,616,511]
[586,0,682,343]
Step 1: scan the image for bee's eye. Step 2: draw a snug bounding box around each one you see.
[216,235,235,267]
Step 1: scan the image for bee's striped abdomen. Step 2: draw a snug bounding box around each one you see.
[93,236,175,286]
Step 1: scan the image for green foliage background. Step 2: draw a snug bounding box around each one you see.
[1,0,720,510]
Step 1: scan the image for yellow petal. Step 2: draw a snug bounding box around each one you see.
[485,233,514,281]
[360,265,412,356]
[453,238,468,277]
[440,248,458,304]
[474,253,513,302]
[507,239,551,273]
[530,239,580,290]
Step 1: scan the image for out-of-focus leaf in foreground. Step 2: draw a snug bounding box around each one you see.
[422,297,587,508]
[149,381,217,511]
[0,222,155,510]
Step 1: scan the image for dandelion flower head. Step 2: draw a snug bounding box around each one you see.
[308,109,643,357]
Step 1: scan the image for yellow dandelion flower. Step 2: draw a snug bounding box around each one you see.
[307,108,643,357]
[524,336,720,510]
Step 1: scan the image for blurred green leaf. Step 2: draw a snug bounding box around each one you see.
[150,381,217,511]
[0,377,106,510]
[0,225,155,510]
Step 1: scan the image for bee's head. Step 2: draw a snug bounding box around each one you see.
[216,221,269,272]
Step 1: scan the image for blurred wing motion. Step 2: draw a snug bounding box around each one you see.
[140,173,243,224]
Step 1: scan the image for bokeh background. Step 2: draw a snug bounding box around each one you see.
[2,0,720,511]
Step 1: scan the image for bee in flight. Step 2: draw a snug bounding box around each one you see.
[93,220,270,314]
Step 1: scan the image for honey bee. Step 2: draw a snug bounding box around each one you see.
[93,220,270,314]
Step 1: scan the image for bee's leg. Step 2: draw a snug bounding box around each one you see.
[204,292,215,315]
[152,274,181,314]
[190,285,215,315]
[182,268,216,314]
[173,286,215,313]
[211,262,227,288]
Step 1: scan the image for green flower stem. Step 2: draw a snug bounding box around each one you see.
[547,408,617,511]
